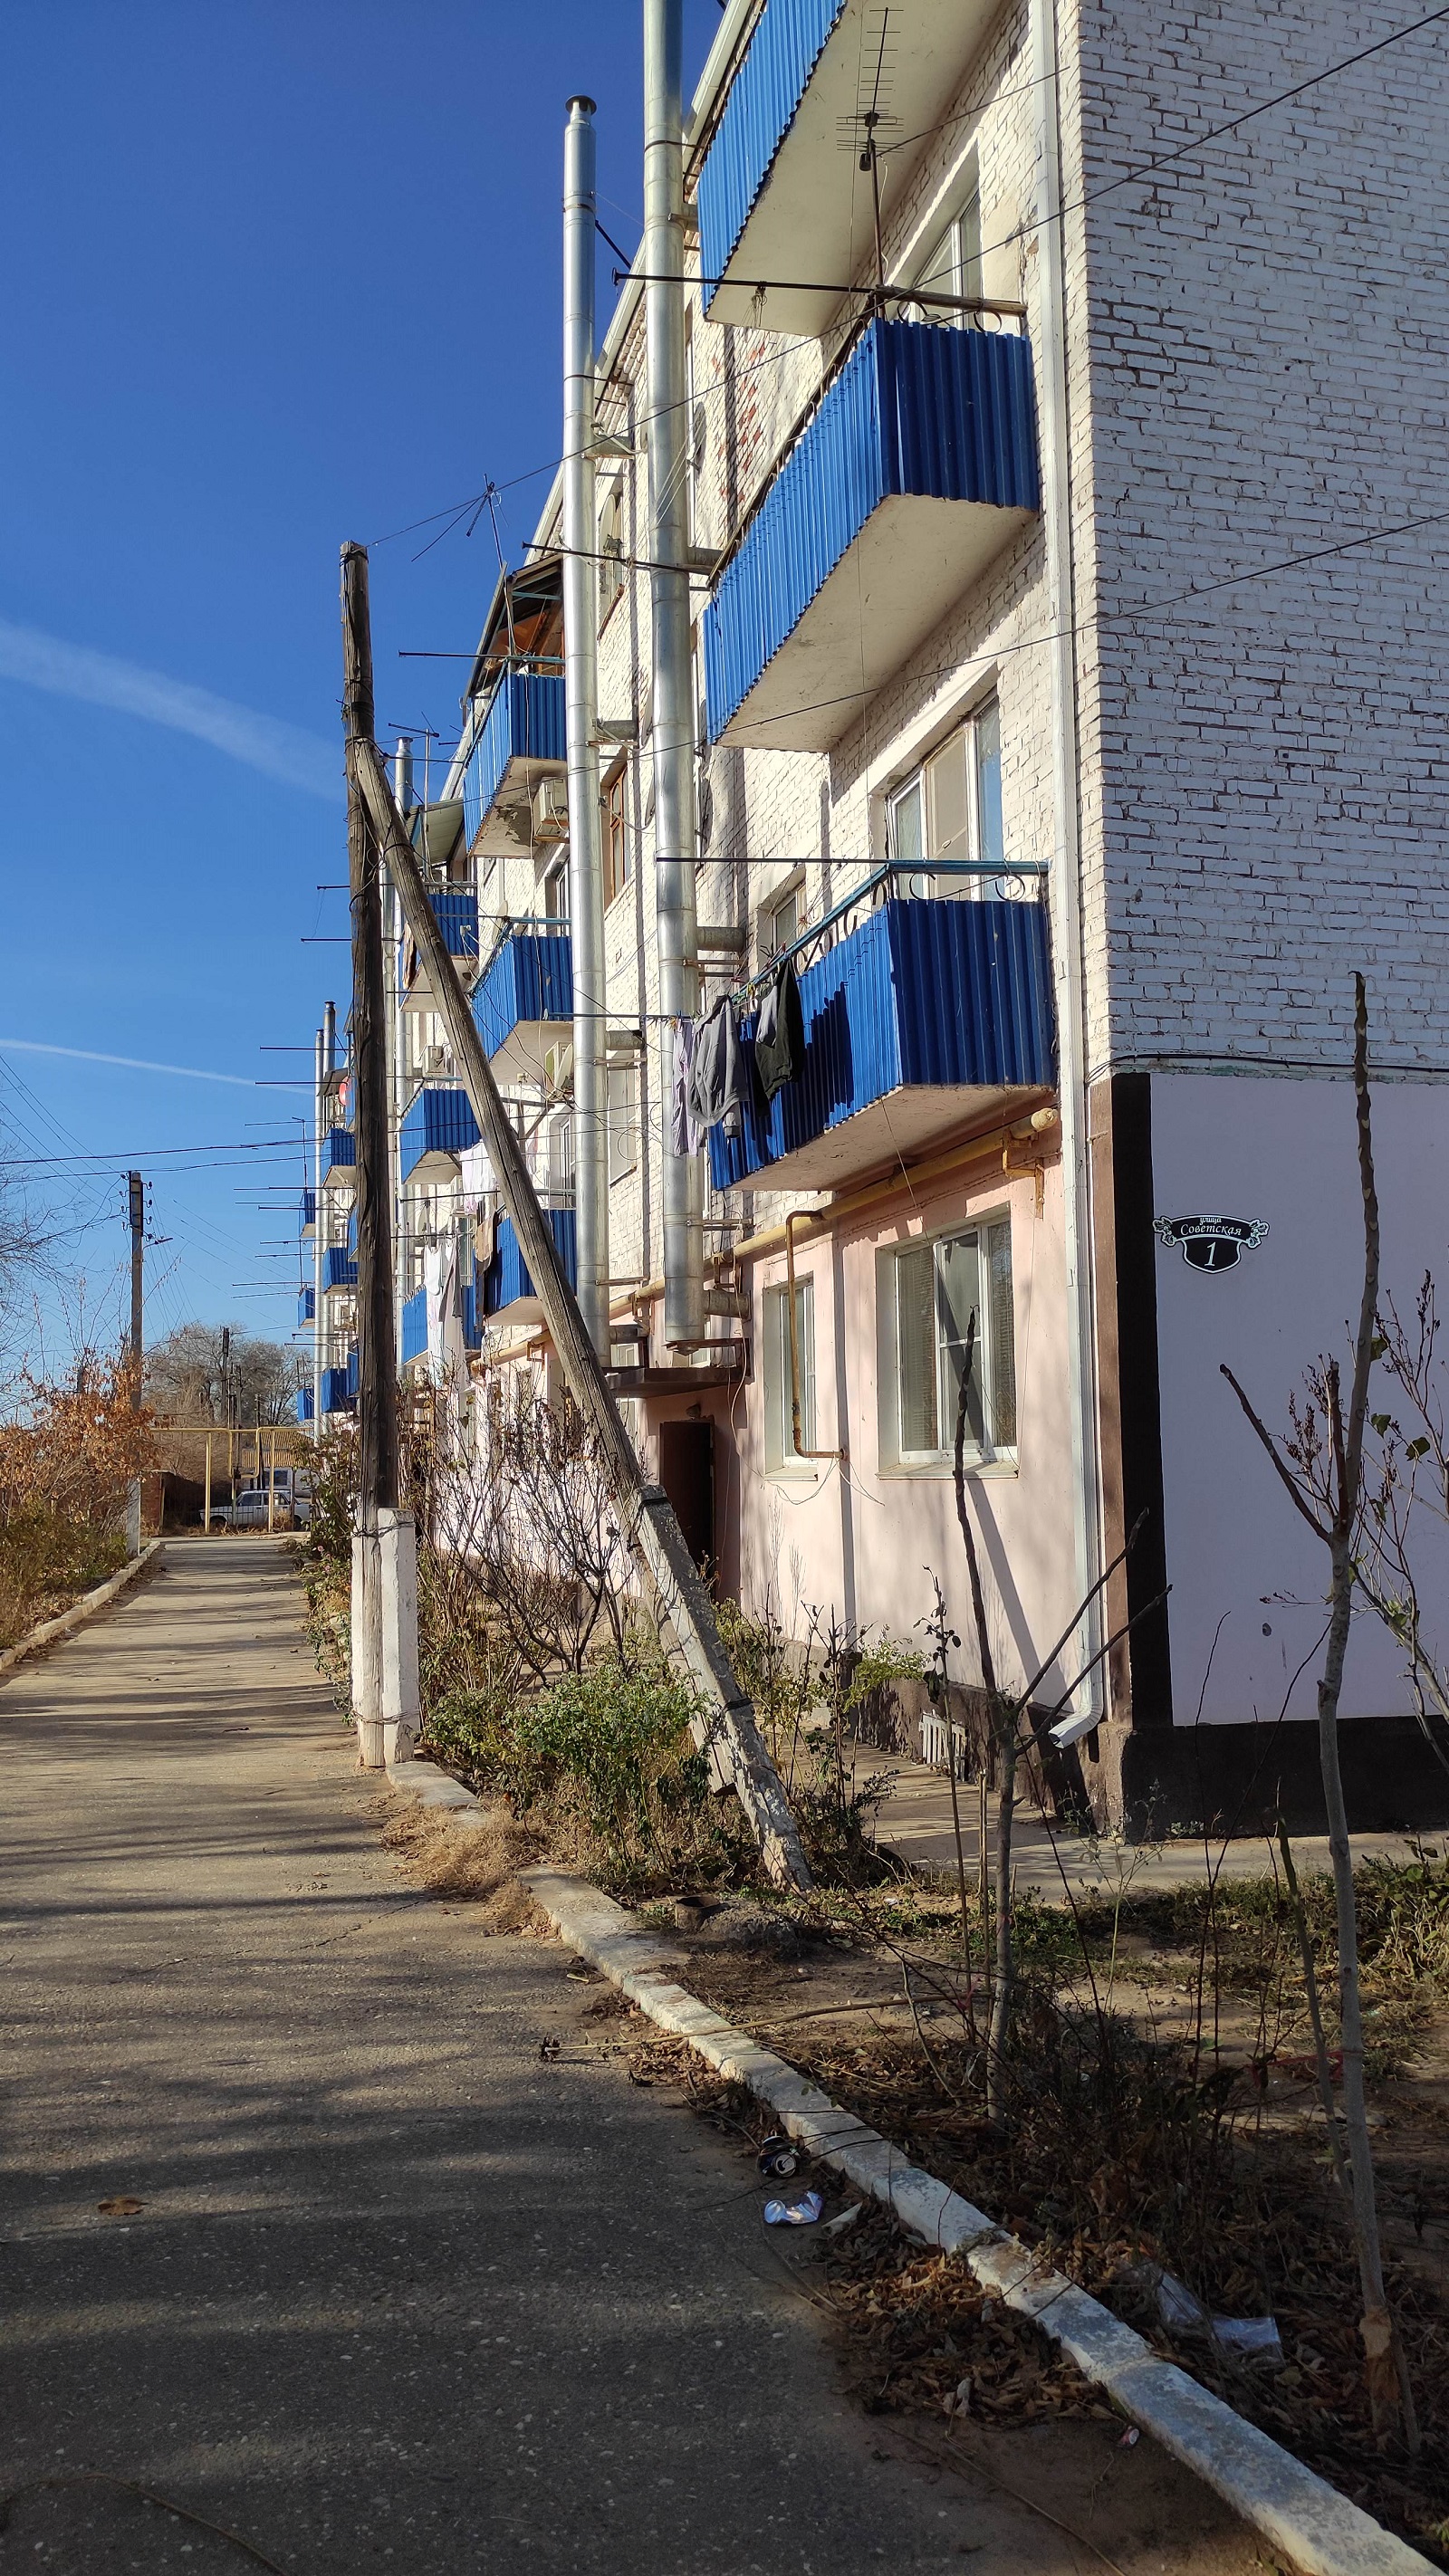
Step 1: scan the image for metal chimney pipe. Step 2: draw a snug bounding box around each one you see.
[323,998,337,1078]
[563,94,609,1355]
[644,0,704,1349]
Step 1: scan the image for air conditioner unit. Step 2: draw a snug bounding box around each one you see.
[532,777,570,843]
[423,1043,448,1072]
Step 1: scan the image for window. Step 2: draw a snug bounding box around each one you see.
[603,756,631,905]
[540,853,568,921]
[886,695,1005,896]
[763,1278,816,1471]
[599,482,625,623]
[907,165,983,318]
[607,1063,638,1184]
[764,880,801,959]
[889,1219,1015,1464]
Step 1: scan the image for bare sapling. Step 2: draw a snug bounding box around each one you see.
[1222,972,1419,2449]
[947,1315,1166,2122]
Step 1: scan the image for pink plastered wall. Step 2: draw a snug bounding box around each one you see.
[732,1157,1081,1703]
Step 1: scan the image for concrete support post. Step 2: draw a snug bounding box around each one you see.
[378,1506,420,1766]
[350,1523,384,1768]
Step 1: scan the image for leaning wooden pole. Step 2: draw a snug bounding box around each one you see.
[343,572,811,1891]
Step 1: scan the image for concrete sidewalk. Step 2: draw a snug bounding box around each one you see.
[854,1741,1432,1893]
[0,1536,1250,2575]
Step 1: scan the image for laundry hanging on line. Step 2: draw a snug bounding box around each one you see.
[670,1017,705,1157]
[687,994,754,1142]
[752,956,804,1103]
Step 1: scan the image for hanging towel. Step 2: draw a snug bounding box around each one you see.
[459,1141,496,1211]
[670,1018,705,1156]
[753,957,805,1103]
[688,994,753,1141]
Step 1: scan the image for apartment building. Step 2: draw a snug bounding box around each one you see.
[305,0,1449,1835]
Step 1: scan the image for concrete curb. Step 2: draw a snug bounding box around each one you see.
[513,1866,1432,2576]
[0,1540,165,1687]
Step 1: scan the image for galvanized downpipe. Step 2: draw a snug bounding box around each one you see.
[1032,0,1105,1717]
[312,1025,325,1438]
[563,95,610,1355]
[644,0,705,1349]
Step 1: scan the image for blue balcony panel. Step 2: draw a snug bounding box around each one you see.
[400,1084,480,1185]
[346,1348,359,1402]
[473,927,574,1084]
[461,671,566,854]
[298,1286,315,1326]
[482,1206,578,1323]
[321,1364,352,1415]
[402,1277,481,1366]
[299,1187,316,1237]
[704,321,1038,752]
[321,1127,356,1190]
[295,1387,314,1424]
[400,887,480,1010]
[708,897,1055,1194]
[698,0,998,336]
[401,1284,427,1365]
[322,1245,358,1294]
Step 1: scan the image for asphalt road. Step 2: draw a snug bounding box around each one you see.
[0,1537,1235,2574]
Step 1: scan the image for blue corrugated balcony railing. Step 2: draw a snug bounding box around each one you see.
[346,1348,359,1401]
[400,886,480,1011]
[697,0,998,336]
[401,1276,482,1365]
[482,1206,578,1320]
[322,1246,358,1293]
[299,1188,316,1237]
[462,671,566,847]
[298,1286,315,1326]
[473,926,573,1083]
[321,1127,355,1185]
[401,1284,427,1364]
[400,1084,480,1184]
[294,1386,314,1424]
[321,1364,352,1414]
[704,321,1038,752]
[707,896,1056,1194]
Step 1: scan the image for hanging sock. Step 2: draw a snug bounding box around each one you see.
[753,957,804,1102]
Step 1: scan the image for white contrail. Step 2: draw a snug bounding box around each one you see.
[0,614,341,800]
[0,1039,308,1094]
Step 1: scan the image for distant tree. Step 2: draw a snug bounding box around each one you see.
[146,1322,304,1426]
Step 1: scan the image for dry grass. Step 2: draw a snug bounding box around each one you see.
[379,1796,546,1935]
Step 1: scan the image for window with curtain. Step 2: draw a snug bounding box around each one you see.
[890,1219,1016,1464]
[763,1278,816,1470]
[885,696,1006,896]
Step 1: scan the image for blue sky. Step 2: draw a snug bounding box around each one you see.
[0,0,721,1374]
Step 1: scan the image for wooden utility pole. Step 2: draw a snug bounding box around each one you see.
[341,542,417,1767]
[344,552,810,1891]
[342,543,399,1523]
[126,1170,144,1556]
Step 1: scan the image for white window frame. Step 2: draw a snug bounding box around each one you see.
[877,1214,1017,1475]
[598,480,625,624]
[898,153,983,319]
[763,1277,817,1476]
[885,694,1004,897]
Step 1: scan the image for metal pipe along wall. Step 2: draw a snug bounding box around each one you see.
[563,95,609,1354]
[644,0,705,1349]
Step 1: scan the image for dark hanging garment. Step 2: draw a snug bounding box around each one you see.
[688,994,753,1140]
[753,958,804,1102]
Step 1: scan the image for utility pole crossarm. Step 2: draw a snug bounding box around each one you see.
[348,709,811,1892]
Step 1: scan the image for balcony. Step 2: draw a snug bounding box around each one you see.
[294,1387,314,1424]
[321,1127,356,1191]
[299,1188,316,1238]
[402,1277,482,1365]
[298,1286,315,1326]
[461,671,566,857]
[322,1245,358,1295]
[707,895,1055,1193]
[400,886,480,1011]
[697,0,1002,337]
[703,320,1038,751]
[473,925,573,1084]
[400,1084,480,1186]
[481,1205,578,1324]
[321,1364,352,1415]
